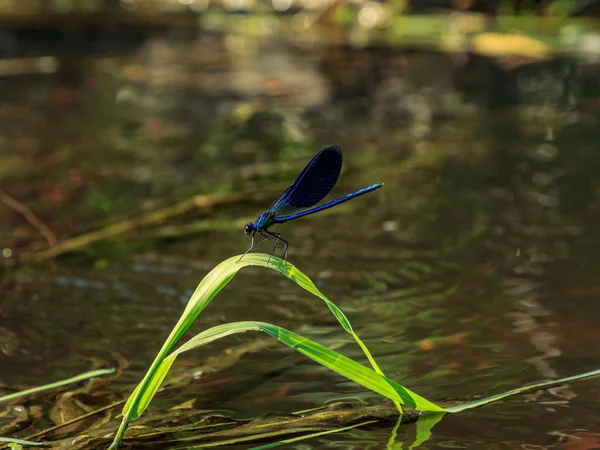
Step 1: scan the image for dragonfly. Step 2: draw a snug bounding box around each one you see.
[242,145,383,261]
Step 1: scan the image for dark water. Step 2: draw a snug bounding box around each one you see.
[1,31,600,449]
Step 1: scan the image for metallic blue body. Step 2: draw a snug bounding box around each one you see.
[254,212,275,230]
[242,145,383,259]
[273,183,383,224]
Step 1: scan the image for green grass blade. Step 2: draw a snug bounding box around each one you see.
[111,253,398,449]
[122,254,394,419]
[169,321,445,412]
[0,437,44,446]
[0,368,115,404]
[247,420,379,450]
[130,321,445,421]
[445,368,600,413]
[123,356,176,419]
[258,323,443,412]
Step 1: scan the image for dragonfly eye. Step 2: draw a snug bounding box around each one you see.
[244,223,254,235]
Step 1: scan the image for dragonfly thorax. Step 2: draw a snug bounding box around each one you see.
[254,212,275,231]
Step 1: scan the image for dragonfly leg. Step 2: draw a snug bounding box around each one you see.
[260,231,281,264]
[279,236,289,262]
[238,233,255,263]
[265,231,289,264]
[238,233,268,263]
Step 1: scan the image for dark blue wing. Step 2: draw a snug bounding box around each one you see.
[267,145,343,217]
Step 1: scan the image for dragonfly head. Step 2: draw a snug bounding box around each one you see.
[244,222,255,235]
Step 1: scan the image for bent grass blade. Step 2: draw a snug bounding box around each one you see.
[131,321,445,420]
[110,253,414,449]
[0,368,115,404]
[0,437,45,447]
[110,253,600,449]
[444,368,600,413]
[246,420,380,450]
[121,254,402,420]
